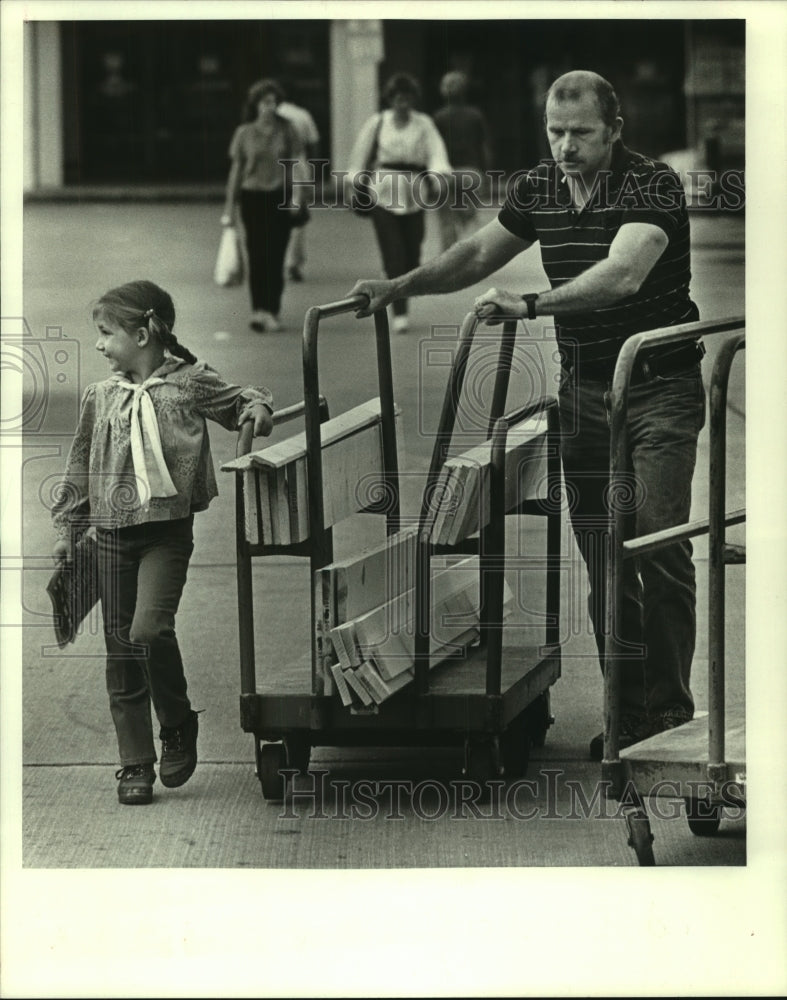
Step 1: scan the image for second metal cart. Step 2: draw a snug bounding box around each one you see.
[601,316,746,864]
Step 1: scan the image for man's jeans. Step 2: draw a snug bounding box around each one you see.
[558,365,706,722]
[97,517,194,765]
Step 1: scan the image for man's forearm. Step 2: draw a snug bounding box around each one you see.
[536,257,639,315]
[393,237,498,300]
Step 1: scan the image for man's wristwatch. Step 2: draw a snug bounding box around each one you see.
[521,293,539,320]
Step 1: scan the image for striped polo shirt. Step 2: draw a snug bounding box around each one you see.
[498,141,699,366]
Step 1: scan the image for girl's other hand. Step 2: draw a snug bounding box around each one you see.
[53,540,71,566]
[239,403,274,438]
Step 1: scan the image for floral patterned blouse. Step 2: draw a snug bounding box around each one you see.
[52,355,273,538]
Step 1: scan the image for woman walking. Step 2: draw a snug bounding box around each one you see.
[223,78,306,333]
[348,72,451,333]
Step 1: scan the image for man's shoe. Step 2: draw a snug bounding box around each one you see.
[393,315,409,334]
[159,710,199,788]
[116,763,156,805]
[589,715,649,762]
[651,708,693,736]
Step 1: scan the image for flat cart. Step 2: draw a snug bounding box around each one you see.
[229,298,562,799]
[601,317,746,864]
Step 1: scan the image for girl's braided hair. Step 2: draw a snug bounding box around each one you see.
[92,280,198,365]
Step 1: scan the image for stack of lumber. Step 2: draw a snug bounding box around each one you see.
[427,414,549,545]
[222,398,399,545]
[316,528,512,708]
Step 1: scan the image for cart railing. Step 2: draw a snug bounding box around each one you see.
[303,296,400,563]
[235,397,329,696]
[414,311,561,699]
[602,315,745,793]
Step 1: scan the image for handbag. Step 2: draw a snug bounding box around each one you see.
[351,114,383,217]
[46,531,100,648]
[214,225,244,287]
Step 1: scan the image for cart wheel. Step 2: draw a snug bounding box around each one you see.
[500,716,530,779]
[258,742,287,801]
[464,738,501,786]
[285,734,311,774]
[685,797,722,836]
[524,692,553,749]
[624,805,656,866]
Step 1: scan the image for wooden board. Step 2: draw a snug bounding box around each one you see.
[224,398,400,543]
[430,416,549,545]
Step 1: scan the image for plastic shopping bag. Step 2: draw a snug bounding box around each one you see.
[214,226,244,287]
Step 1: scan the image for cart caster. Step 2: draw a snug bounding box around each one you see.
[257,741,288,801]
[524,691,554,749]
[464,737,501,786]
[500,716,531,779]
[685,797,722,836]
[623,805,656,866]
[285,734,311,774]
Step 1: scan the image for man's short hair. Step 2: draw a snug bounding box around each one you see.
[545,70,620,126]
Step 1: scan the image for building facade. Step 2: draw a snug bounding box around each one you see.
[24,18,744,192]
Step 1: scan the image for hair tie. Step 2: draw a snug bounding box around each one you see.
[143,308,155,320]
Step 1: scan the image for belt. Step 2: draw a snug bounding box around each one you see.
[377,161,428,172]
[568,341,705,384]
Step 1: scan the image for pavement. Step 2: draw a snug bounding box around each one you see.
[3,198,780,997]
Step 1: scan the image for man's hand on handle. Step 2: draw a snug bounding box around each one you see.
[347,280,397,318]
[473,287,528,325]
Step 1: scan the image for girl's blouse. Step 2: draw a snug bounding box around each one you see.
[228,116,305,192]
[347,109,452,215]
[52,356,273,537]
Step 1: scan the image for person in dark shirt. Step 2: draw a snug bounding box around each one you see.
[349,70,706,759]
[433,70,493,250]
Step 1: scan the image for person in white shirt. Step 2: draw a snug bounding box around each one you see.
[347,72,451,333]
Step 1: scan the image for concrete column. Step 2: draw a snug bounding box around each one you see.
[24,21,63,190]
[330,20,383,171]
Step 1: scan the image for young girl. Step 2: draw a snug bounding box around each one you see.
[52,279,274,805]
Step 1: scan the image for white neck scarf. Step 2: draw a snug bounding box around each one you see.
[116,376,178,500]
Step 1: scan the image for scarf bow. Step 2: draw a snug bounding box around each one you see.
[117,376,178,500]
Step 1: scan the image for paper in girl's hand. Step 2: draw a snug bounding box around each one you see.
[214,226,244,287]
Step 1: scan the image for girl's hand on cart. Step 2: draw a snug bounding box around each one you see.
[473,287,527,325]
[348,280,395,317]
[52,539,71,566]
[239,403,274,438]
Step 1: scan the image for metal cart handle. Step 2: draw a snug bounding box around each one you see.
[303,294,400,559]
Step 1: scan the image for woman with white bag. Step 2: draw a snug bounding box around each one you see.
[221,78,306,333]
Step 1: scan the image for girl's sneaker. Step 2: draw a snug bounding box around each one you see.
[115,763,156,805]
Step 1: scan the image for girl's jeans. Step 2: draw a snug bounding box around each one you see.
[558,365,706,723]
[97,516,194,766]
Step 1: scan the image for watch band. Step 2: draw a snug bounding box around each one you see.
[521,293,539,320]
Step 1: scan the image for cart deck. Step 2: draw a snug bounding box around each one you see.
[620,714,745,790]
[242,642,560,737]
